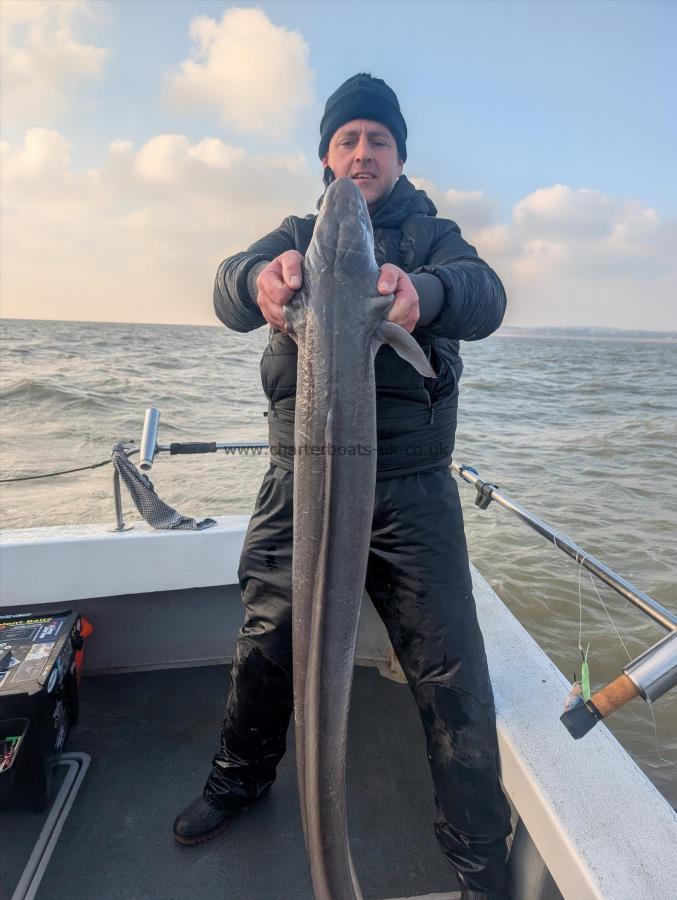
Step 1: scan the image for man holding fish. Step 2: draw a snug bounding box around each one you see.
[174,73,513,900]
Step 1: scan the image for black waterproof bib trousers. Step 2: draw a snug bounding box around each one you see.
[205,464,513,897]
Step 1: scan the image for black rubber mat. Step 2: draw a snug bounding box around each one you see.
[2,665,461,900]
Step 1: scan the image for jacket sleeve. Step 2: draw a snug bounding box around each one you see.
[213,218,298,333]
[412,220,507,341]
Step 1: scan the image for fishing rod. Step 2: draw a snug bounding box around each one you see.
[452,462,677,740]
[452,463,676,632]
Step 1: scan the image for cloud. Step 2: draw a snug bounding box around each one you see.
[168,7,314,140]
[0,0,107,124]
[2,131,674,331]
[513,184,616,240]
[0,128,320,325]
[132,134,247,183]
[1,127,73,182]
[409,178,497,232]
[415,179,677,330]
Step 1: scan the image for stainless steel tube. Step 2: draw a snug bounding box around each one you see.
[154,442,269,452]
[139,407,160,471]
[624,630,677,703]
[112,469,125,532]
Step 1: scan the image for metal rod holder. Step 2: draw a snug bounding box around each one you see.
[110,468,133,533]
[624,629,677,703]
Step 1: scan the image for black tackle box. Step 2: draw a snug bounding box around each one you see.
[0,610,82,811]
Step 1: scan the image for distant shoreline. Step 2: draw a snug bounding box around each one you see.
[495,330,676,344]
[2,317,675,343]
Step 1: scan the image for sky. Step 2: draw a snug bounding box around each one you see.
[1,0,676,329]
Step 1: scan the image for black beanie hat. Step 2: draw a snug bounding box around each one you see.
[318,73,407,162]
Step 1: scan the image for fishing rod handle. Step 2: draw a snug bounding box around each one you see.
[560,674,640,739]
[168,442,218,455]
[590,673,640,717]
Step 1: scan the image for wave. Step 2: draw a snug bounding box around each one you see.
[0,378,110,411]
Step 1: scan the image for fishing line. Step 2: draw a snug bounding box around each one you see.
[647,704,677,771]
[586,568,632,663]
[556,530,676,771]
[553,531,592,702]
[573,548,591,701]
[586,570,677,771]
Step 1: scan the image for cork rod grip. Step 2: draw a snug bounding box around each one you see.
[590,673,640,717]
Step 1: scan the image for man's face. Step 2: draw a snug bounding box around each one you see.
[322,118,403,210]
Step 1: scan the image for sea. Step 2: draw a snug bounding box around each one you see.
[1,318,676,808]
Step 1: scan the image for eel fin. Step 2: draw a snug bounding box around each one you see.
[283,290,307,344]
[375,320,436,378]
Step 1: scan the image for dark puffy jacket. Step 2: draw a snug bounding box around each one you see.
[214,175,506,478]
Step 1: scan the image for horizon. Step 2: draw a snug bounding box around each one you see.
[1,0,676,330]
[3,314,675,340]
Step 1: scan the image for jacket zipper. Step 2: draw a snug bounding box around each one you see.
[424,389,435,424]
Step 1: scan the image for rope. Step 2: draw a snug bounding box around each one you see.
[0,457,113,483]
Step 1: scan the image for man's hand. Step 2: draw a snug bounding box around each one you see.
[256,250,304,330]
[378,264,420,333]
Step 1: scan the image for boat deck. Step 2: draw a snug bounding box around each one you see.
[2,664,463,899]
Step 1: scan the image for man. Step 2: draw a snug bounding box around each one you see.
[174,73,513,899]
